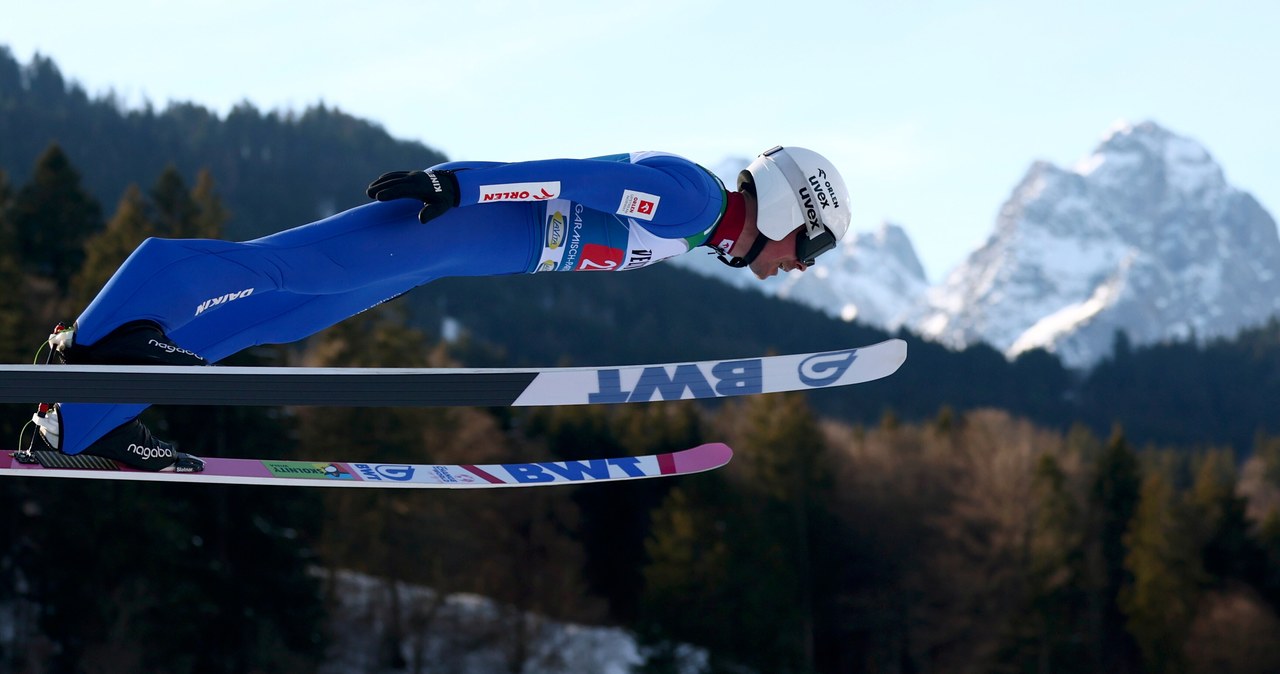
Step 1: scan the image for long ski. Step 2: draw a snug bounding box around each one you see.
[0,442,733,488]
[0,339,906,407]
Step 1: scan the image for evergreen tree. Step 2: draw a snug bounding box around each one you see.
[149,165,227,240]
[22,468,324,673]
[637,484,737,674]
[0,170,29,362]
[9,143,102,291]
[743,392,830,671]
[189,168,227,239]
[1187,449,1262,585]
[1014,452,1090,672]
[1260,511,1280,608]
[70,167,228,310]
[0,169,30,671]
[301,303,600,670]
[295,302,446,473]
[524,401,704,624]
[1085,429,1143,673]
[636,393,833,673]
[70,184,156,307]
[293,305,438,667]
[1120,468,1204,674]
[149,165,200,238]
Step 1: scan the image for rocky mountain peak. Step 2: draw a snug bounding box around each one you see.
[681,123,1278,370]
[914,120,1280,367]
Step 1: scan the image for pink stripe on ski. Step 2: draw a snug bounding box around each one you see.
[657,452,676,475]
[672,443,733,474]
[460,464,505,484]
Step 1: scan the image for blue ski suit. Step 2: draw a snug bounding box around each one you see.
[60,152,730,454]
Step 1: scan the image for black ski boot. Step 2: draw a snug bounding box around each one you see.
[31,403,204,472]
[48,320,206,366]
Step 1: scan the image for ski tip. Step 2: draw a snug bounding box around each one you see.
[882,338,908,372]
[671,442,734,474]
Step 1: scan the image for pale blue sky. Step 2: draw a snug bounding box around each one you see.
[4,0,1276,281]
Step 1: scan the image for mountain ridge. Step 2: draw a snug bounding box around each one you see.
[917,120,1280,367]
[703,121,1280,369]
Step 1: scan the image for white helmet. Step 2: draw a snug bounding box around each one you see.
[739,146,851,264]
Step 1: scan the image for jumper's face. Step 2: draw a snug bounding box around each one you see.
[749,227,809,280]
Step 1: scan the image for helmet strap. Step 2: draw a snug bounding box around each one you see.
[705,191,758,268]
[713,233,769,268]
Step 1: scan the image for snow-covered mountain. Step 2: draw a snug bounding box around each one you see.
[772,222,928,326]
[913,121,1280,368]
[669,220,929,326]
[680,123,1280,370]
[671,158,931,327]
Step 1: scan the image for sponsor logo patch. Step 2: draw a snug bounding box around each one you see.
[196,287,254,316]
[147,339,205,361]
[128,443,174,461]
[798,349,859,387]
[617,190,660,221]
[546,211,566,248]
[622,249,654,271]
[352,464,416,481]
[479,181,560,202]
[351,462,479,484]
[265,461,356,480]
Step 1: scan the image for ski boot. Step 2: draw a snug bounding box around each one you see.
[23,324,207,473]
[27,403,204,472]
[46,320,206,366]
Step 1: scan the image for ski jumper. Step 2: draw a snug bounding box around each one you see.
[60,152,735,454]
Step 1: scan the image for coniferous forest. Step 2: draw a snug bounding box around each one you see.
[3,48,1280,673]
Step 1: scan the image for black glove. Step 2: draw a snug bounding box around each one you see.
[366,169,460,224]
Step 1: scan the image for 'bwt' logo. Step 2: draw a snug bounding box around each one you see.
[504,458,649,483]
[589,359,763,404]
[798,349,859,387]
[585,351,859,403]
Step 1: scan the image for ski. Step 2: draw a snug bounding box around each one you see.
[0,442,733,488]
[0,339,906,407]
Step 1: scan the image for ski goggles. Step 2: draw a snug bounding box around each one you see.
[795,226,837,266]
